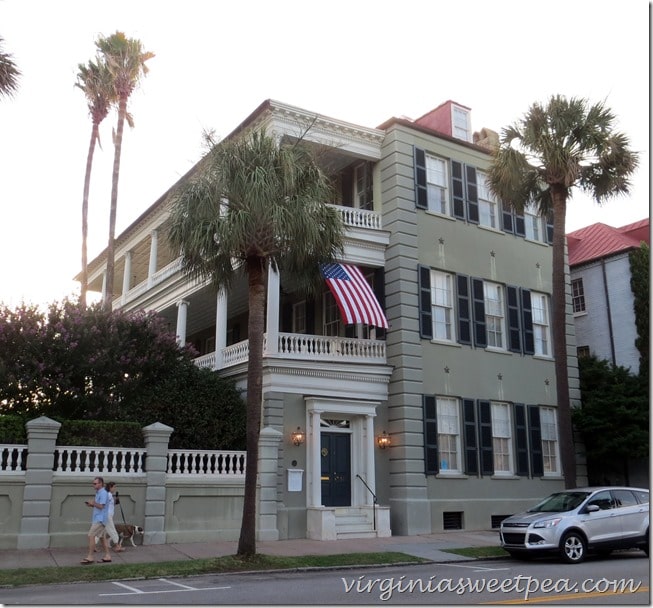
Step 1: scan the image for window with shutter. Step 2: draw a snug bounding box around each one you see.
[540,406,560,475]
[506,286,522,353]
[463,398,478,475]
[527,405,544,477]
[437,397,461,473]
[513,404,529,476]
[471,278,487,347]
[418,265,433,339]
[423,395,439,475]
[465,165,479,224]
[478,400,494,476]
[491,402,513,475]
[414,147,427,209]
[456,274,472,345]
[521,289,535,355]
[451,161,466,219]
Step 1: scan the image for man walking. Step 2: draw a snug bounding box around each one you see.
[81,476,112,564]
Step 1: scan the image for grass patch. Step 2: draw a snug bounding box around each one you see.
[0,552,426,589]
[441,546,509,559]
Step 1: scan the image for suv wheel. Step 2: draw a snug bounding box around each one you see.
[560,531,587,564]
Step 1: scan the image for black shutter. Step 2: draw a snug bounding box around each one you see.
[515,213,525,237]
[521,289,534,355]
[456,274,471,345]
[418,265,432,339]
[463,398,478,475]
[506,286,522,353]
[423,395,439,475]
[478,400,494,476]
[502,204,514,233]
[414,147,428,209]
[465,165,479,224]
[514,403,529,476]
[471,278,487,348]
[451,160,466,219]
[528,405,544,477]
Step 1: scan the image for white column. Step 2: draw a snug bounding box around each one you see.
[309,409,322,507]
[147,229,158,287]
[266,263,280,354]
[176,300,189,347]
[214,288,227,369]
[121,251,132,305]
[365,414,376,502]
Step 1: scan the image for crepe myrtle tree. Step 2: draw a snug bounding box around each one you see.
[487,95,639,488]
[168,129,345,557]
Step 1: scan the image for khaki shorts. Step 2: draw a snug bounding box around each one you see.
[88,522,106,538]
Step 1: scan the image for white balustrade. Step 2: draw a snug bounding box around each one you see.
[0,444,28,473]
[328,204,382,230]
[53,446,147,475]
[167,449,246,476]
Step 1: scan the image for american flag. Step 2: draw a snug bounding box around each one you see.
[320,263,388,328]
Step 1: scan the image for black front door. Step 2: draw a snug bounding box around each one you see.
[321,432,351,507]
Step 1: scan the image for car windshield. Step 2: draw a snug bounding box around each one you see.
[527,491,590,513]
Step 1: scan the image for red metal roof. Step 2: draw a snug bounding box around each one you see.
[567,218,650,266]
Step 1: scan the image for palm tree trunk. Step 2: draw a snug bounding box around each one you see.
[103,95,127,310]
[237,257,266,557]
[80,122,99,308]
[551,185,576,489]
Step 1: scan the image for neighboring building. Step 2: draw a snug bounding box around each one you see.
[567,219,649,374]
[83,99,581,540]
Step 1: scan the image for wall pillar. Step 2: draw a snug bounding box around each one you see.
[215,288,227,369]
[121,250,132,304]
[142,422,173,545]
[257,426,282,541]
[17,416,61,549]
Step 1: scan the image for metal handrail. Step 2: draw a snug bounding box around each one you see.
[356,473,377,531]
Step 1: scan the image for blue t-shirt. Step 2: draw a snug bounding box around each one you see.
[92,487,109,524]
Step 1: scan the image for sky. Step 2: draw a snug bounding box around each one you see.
[0,0,649,307]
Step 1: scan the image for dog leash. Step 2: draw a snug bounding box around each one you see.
[116,492,127,525]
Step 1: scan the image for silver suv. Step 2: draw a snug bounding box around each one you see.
[500,486,649,563]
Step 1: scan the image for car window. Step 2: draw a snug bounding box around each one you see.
[587,490,614,510]
[528,491,589,513]
[612,489,638,508]
[633,490,649,504]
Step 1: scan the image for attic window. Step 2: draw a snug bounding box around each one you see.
[452,106,471,142]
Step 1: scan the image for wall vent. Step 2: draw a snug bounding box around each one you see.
[443,511,463,530]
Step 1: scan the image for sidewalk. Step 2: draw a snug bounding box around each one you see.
[0,530,501,570]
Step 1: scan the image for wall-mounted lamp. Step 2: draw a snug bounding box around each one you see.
[291,427,305,446]
[377,430,391,450]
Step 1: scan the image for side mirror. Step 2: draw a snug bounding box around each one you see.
[585,504,600,513]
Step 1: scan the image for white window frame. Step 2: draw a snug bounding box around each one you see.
[572,278,586,313]
[491,402,513,475]
[430,270,456,342]
[524,202,544,242]
[437,397,461,474]
[484,281,505,349]
[452,105,471,142]
[540,406,560,476]
[531,292,551,356]
[425,154,449,215]
[477,171,498,229]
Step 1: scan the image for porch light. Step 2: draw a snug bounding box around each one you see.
[377,431,391,449]
[291,427,305,446]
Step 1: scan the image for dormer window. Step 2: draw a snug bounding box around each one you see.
[452,106,471,142]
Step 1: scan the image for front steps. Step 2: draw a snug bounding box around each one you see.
[335,507,377,539]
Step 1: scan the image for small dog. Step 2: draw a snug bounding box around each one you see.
[115,523,144,547]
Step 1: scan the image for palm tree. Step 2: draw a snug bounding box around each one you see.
[168,129,345,557]
[0,35,20,98]
[75,59,116,307]
[488,95,639,489]
[96,32,154,310]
